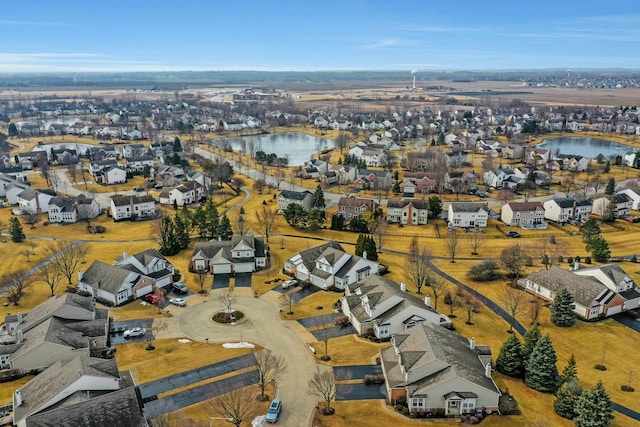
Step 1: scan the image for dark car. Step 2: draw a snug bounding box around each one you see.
[172,282,189,294]
[507,231,521,238]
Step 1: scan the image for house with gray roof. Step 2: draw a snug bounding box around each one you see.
[48,194,101,224]
[592,193,633,219]
[543,197,592,223]
[77,249,174,306]
[342,275,451,339]
[447,202,489,228]
[284,241,380,290]
[380,322,500,416]
[13,356,146,427]
[277,190,313,212]
[16,188,57,214]
[110,194,157,221]
[191,236,268,274]
[386,199,429,225]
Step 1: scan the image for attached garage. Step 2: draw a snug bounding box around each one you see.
[212,262,232,274]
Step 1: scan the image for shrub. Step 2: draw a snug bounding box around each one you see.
[574,255,581,262]
[468,259,501,281]
[394,404,404,412]
[94,225,106,233]
[558,255,564,263]
[333,315,350,328]
[632,254,638,263]
[402,407,410,416]
[363,374,385,385]
[585,256,592,264]
[567,256,574,264]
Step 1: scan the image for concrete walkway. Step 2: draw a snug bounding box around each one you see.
[156,287,320,427]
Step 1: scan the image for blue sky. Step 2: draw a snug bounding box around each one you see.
[1,1,639,72]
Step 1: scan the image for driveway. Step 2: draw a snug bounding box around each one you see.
[234,272,252,288]
[109,319,155,345]
[212,274,231,289]
[333,365,382,381]
[158,288,320,427]
[336,383,387,400]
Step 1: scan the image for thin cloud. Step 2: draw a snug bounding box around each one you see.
[402,24,482,33]
[362,38,415,49]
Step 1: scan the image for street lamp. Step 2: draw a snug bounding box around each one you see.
[209,417,234,427]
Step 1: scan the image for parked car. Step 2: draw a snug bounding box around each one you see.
[133,186,145,192]
[265,399,282,423]
[507,231,521,238]
[145,293,161,304]
[169,297,186,307]
[123,327,145,338]
[281,279,297,289]
[172,282,189,294]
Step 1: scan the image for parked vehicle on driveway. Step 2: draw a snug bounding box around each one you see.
[265,399,282,423]
[123,327,145,338]
[507,231,521,238]
[145,293,161,304]
[172,282,188,294]
[169,297,186,307]
[281,279,297,290]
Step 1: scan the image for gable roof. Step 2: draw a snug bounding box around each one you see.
[111,194,155,206]
[526,266,610,306]
[18,294,96,334]
[192,236,266,262]
[449,202,489,213]
[81,261,137,294]
[279,190,312,200]
[551,198,592,209]
[290,241,344,272]
[506,201,544,212]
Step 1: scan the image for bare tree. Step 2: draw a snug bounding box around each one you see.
[406,236,429,294]
[308,371,337,415]
[466,228,485,256]
[3,270,29,306]
[219,291,237,314]
[234,208,251,236]
[371,216,389,252]
[273,168,285,190]
[529,294,542,325]
[43,242,89,285]
[147,401,183,427]
[255,205,281,242]
[280,289,296,315]
[313,314,335,361]
[37,154,50,187]
[255,349,287,401]
[463,291,480,325]
[206,385,257,427]
[444,287,462,317]
[427,272,446,311]
[503,285,526,333]
[22,209,40,228]
[195,269,208,294]
[497,189,515,205]
[562,177,576,198]
[144,318,167,350]
[253,178,266,194]
[39,262,63,296]
[336,132,350,153]
[445,229,460,263]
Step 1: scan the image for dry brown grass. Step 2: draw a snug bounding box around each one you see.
[0,375,33,405]
[314,335,388,366]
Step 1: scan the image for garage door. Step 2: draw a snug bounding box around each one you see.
[213,264,232,274]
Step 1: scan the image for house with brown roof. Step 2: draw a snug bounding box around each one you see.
[386,199,429,225]
[500,201,547,229]
[380,322,501,416]
[341,275,451,339]
[110,194,157,221]
[12,356,146,427]
[335,196,378,221]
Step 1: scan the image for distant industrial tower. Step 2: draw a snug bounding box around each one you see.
[72,72,77,83]
[411,70,417,89]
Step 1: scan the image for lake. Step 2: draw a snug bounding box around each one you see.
[221,132,335,166]
[535,137,636,159]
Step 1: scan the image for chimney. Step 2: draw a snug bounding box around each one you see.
[400,282,407,292]
[17,330,23,343]
[17,312,23,324]
[363,250,368,260]
[470,337,476,350]
[14,390,22,407]
[485,363,492,378]
[424,296,431,307]
[123,250,128,259]
[573,260,580,271]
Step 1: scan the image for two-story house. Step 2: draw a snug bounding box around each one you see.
[335,196,378,221]
[543,198,592,223]
[110,195,157,221]
[386,199,429,225]
[448,203,489,228]
[501,201,547,229]
[592,193,633,219]
[284,241,380,290]
[277,190,313,213]
[616,188,640,211]
[48,195,101,224]
[163,181,203,206]
[125,155,154,172]
[190,236,268,274]
[16,188,57,214]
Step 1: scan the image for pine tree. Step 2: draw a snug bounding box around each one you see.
[355,235,365,257]
[158,215,178,256]
[574,381,614,427]
[560,354,578,385]
[173,214,191,250]
[525,335,559,393]
[495,334,525,377]
[550,288,576,327]
[604,177,616,195]
[217,214,233,241]
[363,236,378,261]
[633,151,640,169]
[313,185,325,209]
[554,377,583,419]
[522,323,541,362]
[8,217,25,242]
[8,122,18,137]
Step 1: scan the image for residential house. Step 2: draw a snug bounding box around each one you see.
[125,154,154,172]
[502,144,524,160]
[5,182,32,205]
[86,145,117,161]
[95,165,127,185]
[0,294,109,371]
[592,193,633,218]
[448,203,490,228]
[16,188,57,214]
[190,236,268,274]
[525,147,551,166]
[543,198,592,223]
[386,199,429,225]
[78,249,174,306]
[150,141,175,158]
[617,188,640,210]
[277,190,313,213]
[557,154,590,172]
[445,171,477,193]
[122,143,147,158]
[403,172,436,195]
[0,173,28,198]
[152,164,185,188]
[89,159,118,177]
[573,264,640,313]
[50,148,78,165]
[520,264,640,320]
[284,241,380,290]
[341,275,451,339]
[12,356,146,427]
[110,194,157,221]
[501,201,547,229]
[380,322,501,416]
[335,196,378,221]
[186,170,212,192]
[48,195,101,224]
[354,169,392,190]
[164,181,203,206]
[483,168,524,190]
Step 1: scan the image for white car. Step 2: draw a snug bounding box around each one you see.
[169,297,186,307]
[281,279,297,289]
[123,327,145,338]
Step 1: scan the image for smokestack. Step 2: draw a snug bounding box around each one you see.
[485,363,492,378]
[400,282,407,292]
[470,337,476,350]
[424,296,431,307]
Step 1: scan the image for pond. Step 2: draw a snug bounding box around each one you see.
[220,132,335,166]
[535,137,636,159]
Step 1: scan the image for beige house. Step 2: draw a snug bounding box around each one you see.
[110,194,157,221]
[501,201,547,229]
[380,322,501,416]
[277,190,313,212]
[386,199,429,225]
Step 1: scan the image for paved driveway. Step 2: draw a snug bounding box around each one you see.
[212,274,231,289]
[336,383,387,400]
[297,313,342,328]
[311,325,357,340]
[234,272,252,287]
[139,353,256,399]
[333,365,382,381]
[109,319,155,345]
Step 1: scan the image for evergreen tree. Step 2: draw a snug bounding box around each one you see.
[158,215,179,256]
[192,205,207,237]
[560,354,578,385]
[604,161,611,173]
[495,334,525,377]
[204,201,220,239]
[8,122,18,137]
[550,288,577,327]
[283,203,306,227]
[173,136,182,153]
[587,236,611,263]
[633,151,640,169]
[308,208,323,231]
[574,381,614,427]
[363,236,378,261]
[313,185,325,209]
[217,214,233,240]
[522,323,541,361]
[580,217,601,243]
[525,335,559,393]
[355,235,365,257]
[173,214,191,250]
[604,177,616,195]
[8,217,25,242]
[554,377,583,419]
[428,196,443,219]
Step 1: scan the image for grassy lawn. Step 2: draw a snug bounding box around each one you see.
[115,338,258,384]
[0,375,33,406]
[315,335,389,366]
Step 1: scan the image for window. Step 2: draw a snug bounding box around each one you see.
[449,400,459,407]
[411,398,425,408]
